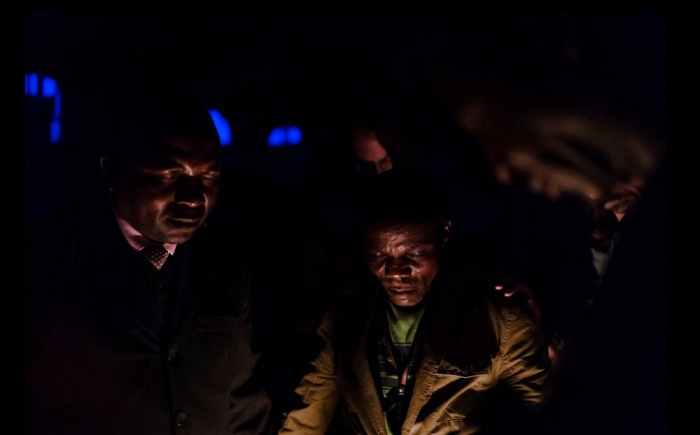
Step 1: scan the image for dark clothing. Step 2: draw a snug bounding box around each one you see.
[540,160,668,434]
[25,204,271,435]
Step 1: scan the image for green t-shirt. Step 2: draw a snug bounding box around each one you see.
[378,300,426,434]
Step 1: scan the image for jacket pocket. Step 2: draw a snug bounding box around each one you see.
[431,362,494,424]
[196,315,242,337]
[437,359,491,377]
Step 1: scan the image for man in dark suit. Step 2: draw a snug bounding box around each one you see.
[25,76,272,434]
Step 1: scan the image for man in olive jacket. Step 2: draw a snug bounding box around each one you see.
[279,167,551,434]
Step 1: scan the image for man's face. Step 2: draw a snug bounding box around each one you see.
[363,219,449,308]
[352,130,394,176]
[106,136,222,244]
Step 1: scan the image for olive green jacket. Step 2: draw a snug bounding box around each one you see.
[279,279,551,434]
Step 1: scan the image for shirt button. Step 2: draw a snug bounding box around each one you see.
[175,409,188,427]
[167,347,178,362]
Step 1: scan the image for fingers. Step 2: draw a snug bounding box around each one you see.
[491,278,542,324]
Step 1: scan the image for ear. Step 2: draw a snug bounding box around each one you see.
[442,220,452,246]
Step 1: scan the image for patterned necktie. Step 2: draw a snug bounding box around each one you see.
[141,243,169,270]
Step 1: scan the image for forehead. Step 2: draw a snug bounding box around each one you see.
[138,136,221,166]
[353,132,388,161]
[364,220,438,244]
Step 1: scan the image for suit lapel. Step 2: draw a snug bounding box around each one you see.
[77,222,164,348]
[167,243,212,338]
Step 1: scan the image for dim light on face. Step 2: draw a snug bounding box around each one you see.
[363,220,449,307]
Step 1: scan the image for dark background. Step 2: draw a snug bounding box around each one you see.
[25,11,667,139]
[25,11,668,217]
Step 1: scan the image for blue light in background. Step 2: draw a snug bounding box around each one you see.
[268,126,286,147]
[268,125,303,147]
[207,108,232,146]
[50,120,61,144]
[25,73,39,96]
[287,126,302,145]
[53,90,62,117]
[26,72,62,144]
[42,76,57,97]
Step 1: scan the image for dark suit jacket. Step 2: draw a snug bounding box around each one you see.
[25,202,271,435]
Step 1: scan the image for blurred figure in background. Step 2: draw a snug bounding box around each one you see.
[351,125,394,176]
[427,11,667,434]
[583,180,642,287]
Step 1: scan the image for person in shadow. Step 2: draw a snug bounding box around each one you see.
[25,75,272,435]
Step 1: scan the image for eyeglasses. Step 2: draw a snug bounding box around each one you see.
[354,155,393,176]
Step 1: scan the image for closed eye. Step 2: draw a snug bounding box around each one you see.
[201,170,221,181]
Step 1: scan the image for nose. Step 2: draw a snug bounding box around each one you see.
[174,177,206,206]
[384,257,411,278]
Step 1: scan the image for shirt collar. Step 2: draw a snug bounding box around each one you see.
[113,212,177,256]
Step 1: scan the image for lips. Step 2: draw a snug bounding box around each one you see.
[386,290,415,303]
[386,288,416,305]
[384,286,418,299]
[166,207,205,226]
[166,214,204,227]
[167,218,201,227]
[383,282,418,292]
[385,286,411,291]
